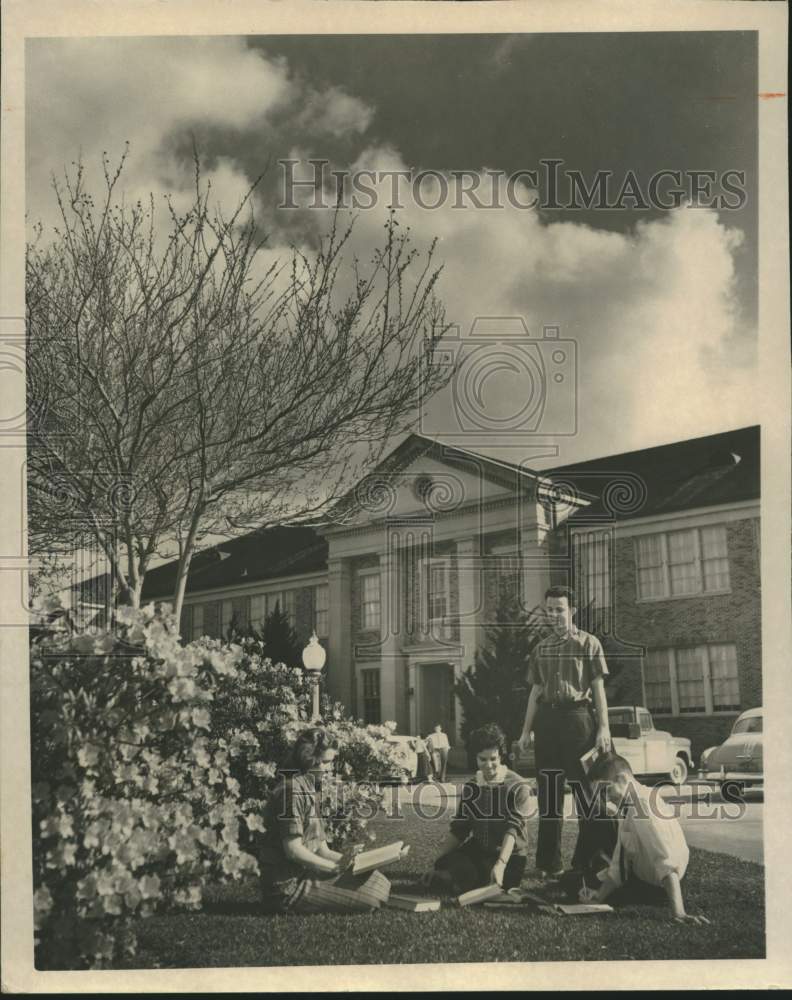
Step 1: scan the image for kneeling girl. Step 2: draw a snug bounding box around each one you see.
[427,723,532,894]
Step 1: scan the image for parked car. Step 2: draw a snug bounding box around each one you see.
[511,705,694,784]
[382,734,419,783]
[699,707,763,790]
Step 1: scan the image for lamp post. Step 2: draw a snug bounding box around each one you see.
[302,631,326,722]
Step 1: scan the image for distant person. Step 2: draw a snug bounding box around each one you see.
[427,723,450,782]
[567,752,709,925]
[424,723,531,894]
[517,585,612,879]
[412,733,432,783]
[258,727,391,913]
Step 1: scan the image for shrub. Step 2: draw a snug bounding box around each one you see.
[204,637,405,850]
[30,604,257,970]
[31,609,407,969]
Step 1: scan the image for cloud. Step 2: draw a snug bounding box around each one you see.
[25,39,758,467]
[288,145,758,463]
[26,36,375,235]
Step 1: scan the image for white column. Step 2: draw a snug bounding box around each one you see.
[455,536,482,663]
[520,501,552,614]
[378,545,406,729]
[327,558,353,713]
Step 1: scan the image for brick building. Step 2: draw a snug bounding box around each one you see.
[553,424,760,759]
[134,425,760,765]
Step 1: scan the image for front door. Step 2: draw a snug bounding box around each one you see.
[419,662,454,738]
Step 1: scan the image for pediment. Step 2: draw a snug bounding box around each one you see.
[332,434,539,526]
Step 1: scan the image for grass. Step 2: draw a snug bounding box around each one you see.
[128,796,765,968]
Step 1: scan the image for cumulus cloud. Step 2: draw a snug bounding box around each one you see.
[25,38,758,467]
[288,144,758,464]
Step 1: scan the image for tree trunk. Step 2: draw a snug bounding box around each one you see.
[172,510,204,625]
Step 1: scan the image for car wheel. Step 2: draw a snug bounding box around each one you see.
[669,756,688,785]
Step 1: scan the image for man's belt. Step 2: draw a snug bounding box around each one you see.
[540,699,591,711]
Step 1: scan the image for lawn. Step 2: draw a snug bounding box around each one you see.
[129,796,765,968]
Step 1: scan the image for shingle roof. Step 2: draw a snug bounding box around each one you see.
[548,425,759,522]
[75,426,759,603]
[138,526,327,601]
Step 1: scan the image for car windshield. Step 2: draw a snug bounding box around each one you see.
[732,715,762,735]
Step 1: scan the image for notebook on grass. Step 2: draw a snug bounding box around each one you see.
[539,902,614,915]
[386,894,441,912]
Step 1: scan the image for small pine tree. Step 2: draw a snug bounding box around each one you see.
[226,601,303,668]
[454,597,550,764]
[260,602,303,667]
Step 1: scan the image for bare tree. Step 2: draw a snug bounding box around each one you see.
[27,149,452,620]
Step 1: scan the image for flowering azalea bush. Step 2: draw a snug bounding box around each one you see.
[204,637,406,850]
[31,607,407,969]
[30,603,259,969]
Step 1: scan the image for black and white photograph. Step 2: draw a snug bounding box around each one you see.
[1,0,789,992]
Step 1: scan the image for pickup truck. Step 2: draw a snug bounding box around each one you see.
[511,705,694,784]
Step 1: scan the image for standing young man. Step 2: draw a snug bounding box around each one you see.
[427,723,451,783]
[517,586,612,878]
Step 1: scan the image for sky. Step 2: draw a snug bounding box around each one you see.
[26,32,759,471]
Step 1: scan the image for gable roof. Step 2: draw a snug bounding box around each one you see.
[324,432,584,527]
[549,425,759,521]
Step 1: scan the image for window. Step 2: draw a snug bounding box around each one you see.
[250,594,267,630]
[265,590,296,625]
[427,560,449,622]
[573,531,611,610]
[314,584,329,637]
[644,649,673,714]
[733,714,762,735]
[360,573,381,632]
[190,603,204,640]
[201,600,222,638]
[360,668,381,725]
[423,557,451,637]
[635,535,666,599]
[675,647,706,713]
[643,644,740,716]
[490,543,520,610]
[635,525,730,600]
[708,644,741,711]
[667,530,699,596]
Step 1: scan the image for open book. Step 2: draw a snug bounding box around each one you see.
[351,840,407,875]
[386,894,441,912]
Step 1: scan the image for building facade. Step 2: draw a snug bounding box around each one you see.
[137,426,760,765]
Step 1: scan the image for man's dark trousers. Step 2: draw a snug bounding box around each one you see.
[533,701,612,874]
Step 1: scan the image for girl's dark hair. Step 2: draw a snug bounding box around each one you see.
[468,723,509,761]
[279,727,337,775]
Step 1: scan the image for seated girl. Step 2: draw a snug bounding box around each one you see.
[258,727,391,914]
[425,723,532,894]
